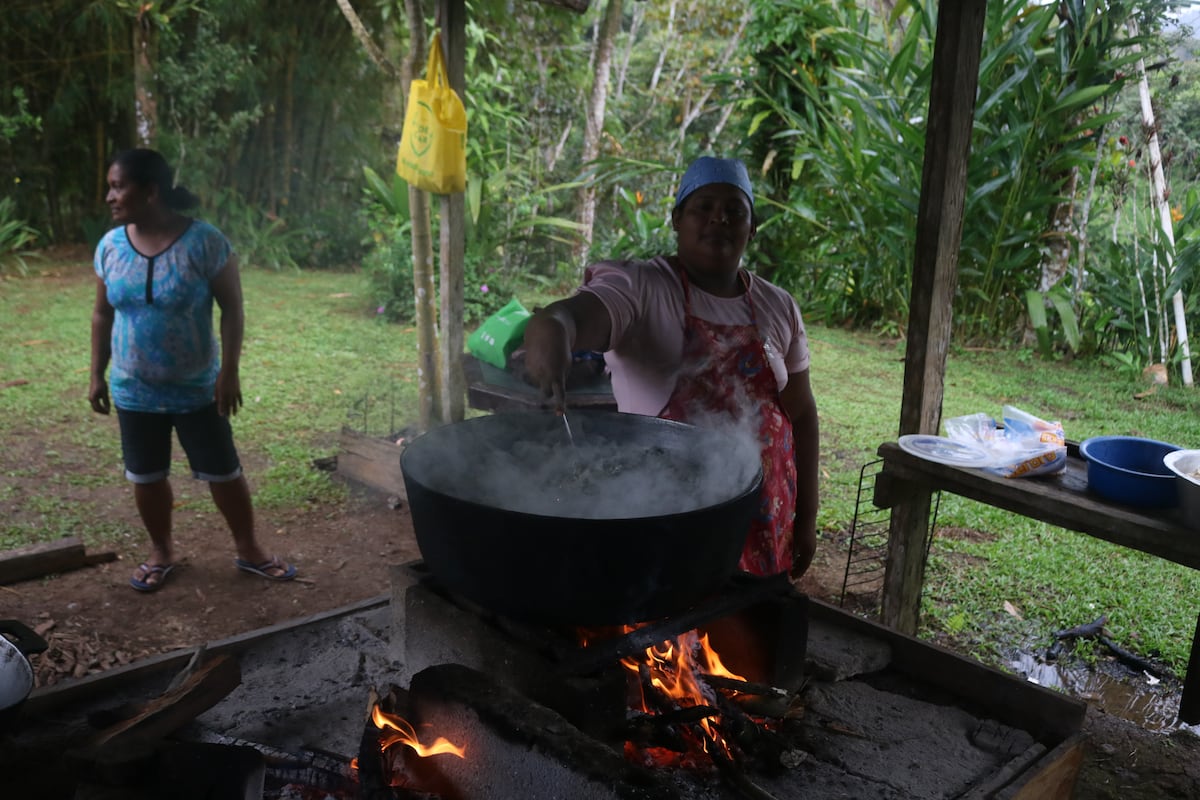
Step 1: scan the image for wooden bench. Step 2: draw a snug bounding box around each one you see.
[874,439,1200,723]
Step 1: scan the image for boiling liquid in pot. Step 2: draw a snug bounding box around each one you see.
[428,428,759,520]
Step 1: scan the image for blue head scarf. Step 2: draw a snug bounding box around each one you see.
[674,157,754,211]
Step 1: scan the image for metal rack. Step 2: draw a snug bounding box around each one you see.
[840,459,941,614]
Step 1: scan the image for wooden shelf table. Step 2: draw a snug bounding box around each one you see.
[873,440,1200,724]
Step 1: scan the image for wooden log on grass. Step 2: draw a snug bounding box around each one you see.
[0,536,116,585]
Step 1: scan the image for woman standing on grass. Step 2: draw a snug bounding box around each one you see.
[88,148,296,592]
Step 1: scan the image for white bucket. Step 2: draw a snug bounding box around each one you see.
[1163,450,1200,530]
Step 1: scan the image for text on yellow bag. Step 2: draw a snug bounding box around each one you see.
[396,32,467,195]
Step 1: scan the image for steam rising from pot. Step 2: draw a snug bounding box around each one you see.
[403,411,761,520]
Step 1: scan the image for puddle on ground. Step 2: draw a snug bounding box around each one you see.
[1008,650,1181,733]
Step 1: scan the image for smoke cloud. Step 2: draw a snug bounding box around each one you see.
[404,412,762,520]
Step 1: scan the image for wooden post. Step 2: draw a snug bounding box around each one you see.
[881,0,987,634]
[438,0,467,423]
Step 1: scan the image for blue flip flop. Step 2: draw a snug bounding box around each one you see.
[130,562,175,592]
[234,556,297,582]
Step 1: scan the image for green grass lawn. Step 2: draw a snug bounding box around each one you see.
[3,258,1200,676]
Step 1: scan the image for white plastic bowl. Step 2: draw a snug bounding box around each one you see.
[1163,450,1200,530]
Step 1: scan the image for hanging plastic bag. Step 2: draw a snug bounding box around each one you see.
[944,405,1067,478]
[395,31,467,195]
[467,299,532,369]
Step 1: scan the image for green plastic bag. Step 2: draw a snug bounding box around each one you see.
[467,299,532,369]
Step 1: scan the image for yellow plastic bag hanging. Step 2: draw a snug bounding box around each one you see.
[396,32,467,195]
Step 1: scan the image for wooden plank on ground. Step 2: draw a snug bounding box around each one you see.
[337,427,407,497]
[0,537,86,585]
[999,737,1086,800]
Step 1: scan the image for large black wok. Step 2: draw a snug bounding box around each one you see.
[400,410,763,626]
[1,619,48,730]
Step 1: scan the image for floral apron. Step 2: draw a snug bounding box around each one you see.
[659,267,797,575]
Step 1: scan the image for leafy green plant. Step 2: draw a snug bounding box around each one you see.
[363,167,411,221]
[212,190,304,271]
[290,205,370,270]
[0,86,41,144]
[80,211,115,250]
[590,187,675,262]
[0,197,41,276]
[1101,349,1144,382]
[1024,284,1082,357]
[741,0,928,328]
[362,226,415,323]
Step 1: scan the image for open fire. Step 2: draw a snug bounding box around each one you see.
[370,704,467,760]
[619,626,776,769]
[361,623,794,797]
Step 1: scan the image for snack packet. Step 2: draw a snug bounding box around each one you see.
[944,405,1067,478]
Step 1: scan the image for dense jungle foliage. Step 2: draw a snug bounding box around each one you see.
[2,0,1199,382]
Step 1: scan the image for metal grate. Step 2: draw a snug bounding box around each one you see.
[839,459,941,615]
[345,381,405,440]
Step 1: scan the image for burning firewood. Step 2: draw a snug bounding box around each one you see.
[699,673,805,719]
[623,706,720,751]
[623,712,688,752]
[356,683,468,799]
[710,742,784,800]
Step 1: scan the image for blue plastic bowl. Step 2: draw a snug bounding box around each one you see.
[1080,435,1181,509]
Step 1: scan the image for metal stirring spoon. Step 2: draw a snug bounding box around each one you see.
[560,408,576,446]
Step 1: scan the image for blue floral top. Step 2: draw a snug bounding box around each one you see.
[94,220,233,413]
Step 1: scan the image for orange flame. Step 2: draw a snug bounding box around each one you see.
[371,705,466,759]
[621,628,746,760]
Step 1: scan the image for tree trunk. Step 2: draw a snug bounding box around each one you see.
[280,34,298,216]
[404,1,441,428]
[571,0,623,271]
[674,7,751,152]
[614,1,641,101]
[336,0,441,428]
[133,8,158,148]
[648,0,676,94]
[1036,167,1077,294]
[1075,127,1110,302]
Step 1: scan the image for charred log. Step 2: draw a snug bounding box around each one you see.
[623,710,689,752]
[1045,615,1169,678]
[712,747,783,800]
[700,673,800,719]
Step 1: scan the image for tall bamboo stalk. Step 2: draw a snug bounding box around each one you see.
[1132,19,1193,386]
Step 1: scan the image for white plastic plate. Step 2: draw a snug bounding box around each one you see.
[898,434,994,468]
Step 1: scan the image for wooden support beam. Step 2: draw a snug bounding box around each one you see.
[882,0,988,634]
[438,0,467,424]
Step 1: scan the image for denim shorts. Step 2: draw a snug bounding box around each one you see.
[115,404,243,484]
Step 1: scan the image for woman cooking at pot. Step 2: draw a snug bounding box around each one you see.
[523,156,818,580]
